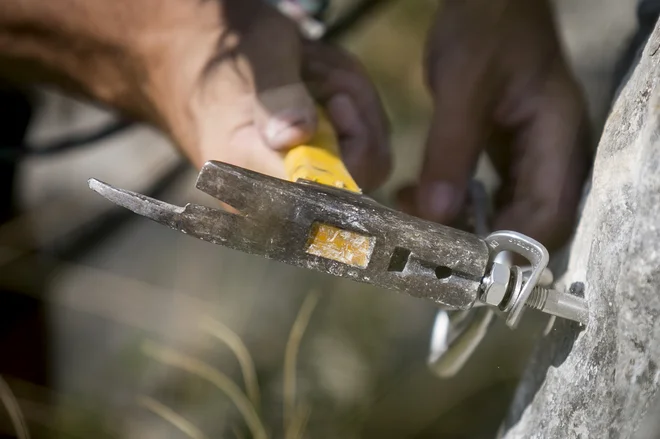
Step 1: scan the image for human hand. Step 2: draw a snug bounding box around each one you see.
[148,0,391,191]
[397,0,591,250]
[0,0,390,191]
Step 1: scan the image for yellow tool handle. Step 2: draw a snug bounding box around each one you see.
[283,108,361,193]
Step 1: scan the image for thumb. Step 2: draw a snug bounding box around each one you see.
[245,6,317,149]
[255,83,317,150]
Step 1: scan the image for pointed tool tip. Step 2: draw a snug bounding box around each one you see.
[87,178,105,193]
[87,177,185,222]
[87,177,133,208]
[87,178,124,202]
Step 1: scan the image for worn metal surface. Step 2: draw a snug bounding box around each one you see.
[89,160,490,310]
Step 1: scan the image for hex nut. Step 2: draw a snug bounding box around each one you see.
[483,262,511,307]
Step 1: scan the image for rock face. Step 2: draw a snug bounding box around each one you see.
[500,17,660,439]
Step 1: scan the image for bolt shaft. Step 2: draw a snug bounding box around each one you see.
[526,286,549,309]
[525,287,589,325]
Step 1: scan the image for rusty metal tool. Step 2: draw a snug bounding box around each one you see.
[87,111,588,328]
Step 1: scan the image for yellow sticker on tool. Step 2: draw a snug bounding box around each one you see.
[305,222,374,268]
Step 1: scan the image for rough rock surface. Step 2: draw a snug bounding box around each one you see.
[500,17,660,439]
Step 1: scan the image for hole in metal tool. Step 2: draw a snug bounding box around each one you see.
[387,248,453,280]
[388,247,411,272]
[305,222,374,268]
[435,266,453,279]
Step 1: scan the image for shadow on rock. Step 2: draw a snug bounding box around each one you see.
[497,282,587,437]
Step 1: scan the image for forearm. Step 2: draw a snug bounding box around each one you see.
[0,1,141,95]
[0,0,235,120]
[0,0,307,169]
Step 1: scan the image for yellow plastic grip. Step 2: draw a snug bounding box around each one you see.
[284,108,369,267]
[283,108,361,193]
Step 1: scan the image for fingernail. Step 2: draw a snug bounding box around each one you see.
[265,110,313,148]
[418,182,462,222]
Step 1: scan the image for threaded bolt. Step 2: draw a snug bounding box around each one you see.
[523,286,588,325]
[525,287,550,310]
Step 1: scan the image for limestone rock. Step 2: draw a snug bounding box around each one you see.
[501,16,660,439]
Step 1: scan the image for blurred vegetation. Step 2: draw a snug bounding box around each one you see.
[339,0,437,197]
[341,1,435,125]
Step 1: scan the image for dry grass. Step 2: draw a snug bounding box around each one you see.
[200,317,261,409]
[284,291,321,437]
[137,395,208,439]
[0,375,30,439]
[138,289,321,439]
[141,340,267,439]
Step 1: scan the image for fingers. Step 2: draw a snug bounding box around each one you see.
[403,62,492,224]
[233,2,318,150]
[492,65,591,250]
[178,2,391,192]
[254,83,317,149]
[302,42,391,191]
